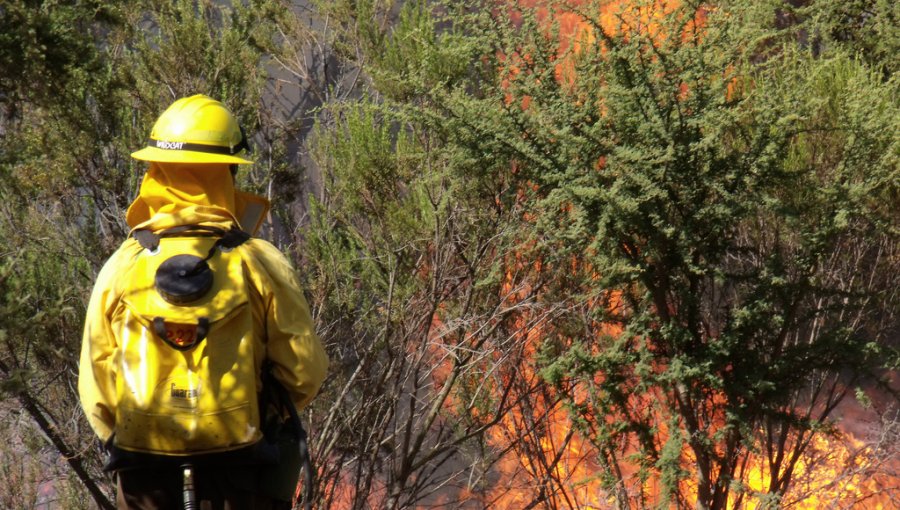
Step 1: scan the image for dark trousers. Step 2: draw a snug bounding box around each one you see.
[116,465,292,510]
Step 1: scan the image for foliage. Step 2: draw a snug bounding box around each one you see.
[304,92,539,507]
[308,0,899,508]
[482,1,898,508]
[800,0,899,77]
[1,0,897,509]
[0,1,285,507]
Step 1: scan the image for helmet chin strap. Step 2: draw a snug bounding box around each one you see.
[233,125,252,155]
[229,126,250,179]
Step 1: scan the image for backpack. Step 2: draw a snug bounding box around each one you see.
[113,225,262,456]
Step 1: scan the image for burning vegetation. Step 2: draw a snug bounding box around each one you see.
[1,0,896,509]
[306,0,899,508]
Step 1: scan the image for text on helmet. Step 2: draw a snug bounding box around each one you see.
[155,140,186,150]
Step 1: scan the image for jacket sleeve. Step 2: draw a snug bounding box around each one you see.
[78,248,127,442]
[245,240,329,411]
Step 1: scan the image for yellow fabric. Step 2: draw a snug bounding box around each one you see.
[125,162,271,235]
[123,236,247,323]
[114,236,259,454]
[234,190,270,235]
[79,163,328,446]
[126,163,237,231]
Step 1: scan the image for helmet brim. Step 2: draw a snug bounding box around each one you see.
[131,146,253,165]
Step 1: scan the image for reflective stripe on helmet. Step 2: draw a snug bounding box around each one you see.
[149,137,249,156]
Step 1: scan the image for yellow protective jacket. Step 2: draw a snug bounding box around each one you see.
[78,163,328,449]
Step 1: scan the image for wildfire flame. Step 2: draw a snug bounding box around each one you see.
[318,1,898,508]
[481,1,899,509]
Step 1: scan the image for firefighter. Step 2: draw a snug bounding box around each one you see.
[78,94,328,509]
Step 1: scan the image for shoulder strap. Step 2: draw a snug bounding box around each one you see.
[133,225,252,284]
[133,229,161,252]
[215,226,251,250]
[132,225,251,254]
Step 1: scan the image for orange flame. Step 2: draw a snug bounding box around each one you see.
[320,1,897,507]
[476,2,898,509]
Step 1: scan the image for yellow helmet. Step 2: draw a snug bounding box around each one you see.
[131,94,253,165]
